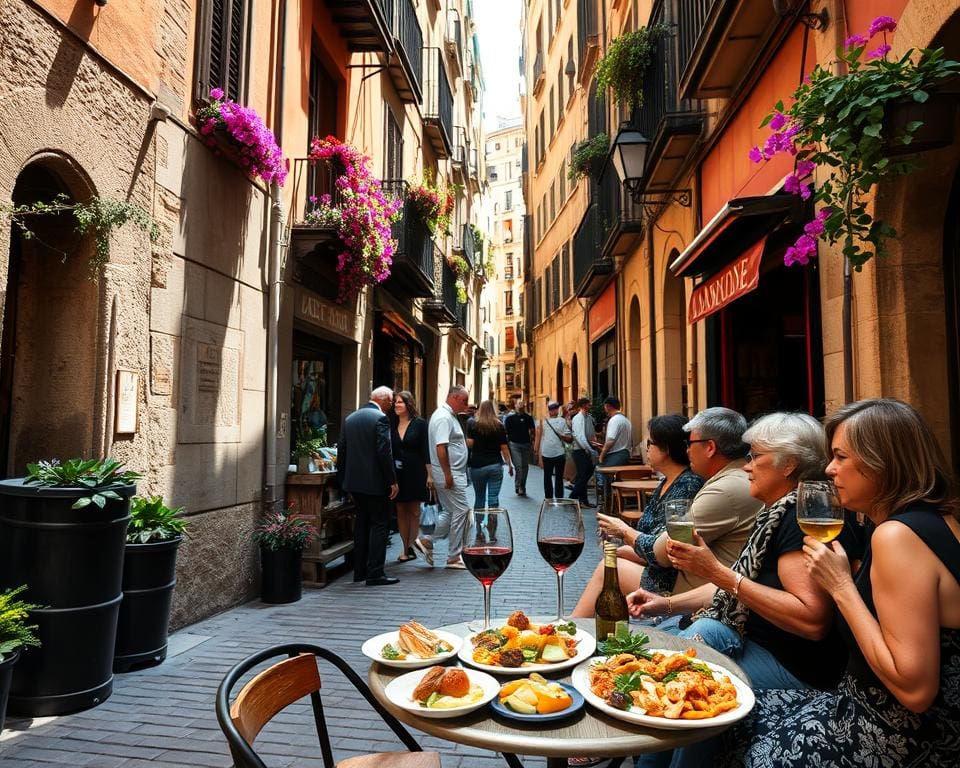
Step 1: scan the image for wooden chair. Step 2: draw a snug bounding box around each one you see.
[216,643,441,768]
[616,467,655,481]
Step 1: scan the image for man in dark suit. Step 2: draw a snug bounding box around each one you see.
[338,385,400,586]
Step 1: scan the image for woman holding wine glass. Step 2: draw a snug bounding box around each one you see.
[714,399,960,767]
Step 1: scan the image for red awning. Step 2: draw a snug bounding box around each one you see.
[688,237,765,324]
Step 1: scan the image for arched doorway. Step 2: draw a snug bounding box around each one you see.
[556,358,564,403]
[627,295,642,424]
[662,250,688,415]
[0,159,100,476]
[945,168,960,473]
[571,353,579,399]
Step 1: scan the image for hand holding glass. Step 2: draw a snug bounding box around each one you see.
[797,480,844,543]
[664,499,695,544]
[537,499,585,621]
[462,508,513,631]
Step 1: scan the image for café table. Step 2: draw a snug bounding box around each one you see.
[367,618,750,768]
[594,466,654,513]
[610,479,661,524]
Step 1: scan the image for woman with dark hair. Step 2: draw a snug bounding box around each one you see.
[466,400,514,543]
[571,414,703,617]
[389,391,432,562]
[718,399,960,767]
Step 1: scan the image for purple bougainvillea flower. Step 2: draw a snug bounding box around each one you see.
[804,217,825,236]
[798,183,812,200]
[748,146,764,163]
[868,16,897,37]
[784,173,800,195]
[210,87,224,100]
[796,159,816,178]
[845,34,869,49]
[816,206,833,221]
[868,44,892,60]
[769,112,787,131]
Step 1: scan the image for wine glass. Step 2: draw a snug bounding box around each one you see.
[664,498,695,543]
[536,499,585,622]
[797,480,845,543]
[462,508,513,631]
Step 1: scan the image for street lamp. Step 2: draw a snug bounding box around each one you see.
[612,126,691,208]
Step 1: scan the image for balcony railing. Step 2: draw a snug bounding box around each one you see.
[452,125,467,170]
[424,256,459,323]
[381,179,435,297]
[385,0,423,103]
[461,223,475,267]
[423,47,453,156]
[597,167,643,259]
[576,0,599,83]
[677,0,714,89]
[324,0,392,53]
[456,299,471,335]
[532,51,545,94]
[573,203,613,298]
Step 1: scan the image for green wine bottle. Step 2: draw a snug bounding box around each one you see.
[595,542,628,642]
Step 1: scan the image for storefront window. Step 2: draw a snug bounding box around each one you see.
[592,331,617,402]
[291,331,342,456]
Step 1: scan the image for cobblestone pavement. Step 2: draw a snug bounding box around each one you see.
[1,467,604,768]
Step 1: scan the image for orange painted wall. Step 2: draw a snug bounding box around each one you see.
[39,0,164,93]
[846,0,910,40]
[700,25,817,221]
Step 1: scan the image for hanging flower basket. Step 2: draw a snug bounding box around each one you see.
[882,92,957,157]
[407,178,456,237]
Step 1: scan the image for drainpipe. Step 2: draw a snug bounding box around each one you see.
[647,226,658,416]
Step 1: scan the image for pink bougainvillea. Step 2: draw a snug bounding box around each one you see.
[196,89,287,186]
[308,136,401,304]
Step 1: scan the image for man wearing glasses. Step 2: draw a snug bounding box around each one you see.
[650,406,761,596]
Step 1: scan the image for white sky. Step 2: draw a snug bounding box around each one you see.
[474,0,523,131]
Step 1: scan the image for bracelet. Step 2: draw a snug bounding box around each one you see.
[666,597,673,616]
[732,572,745,597]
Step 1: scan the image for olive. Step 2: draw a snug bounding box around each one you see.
[608,691,631,710]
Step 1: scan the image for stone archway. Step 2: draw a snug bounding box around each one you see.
[661,249,687,415]
[556,358,564,403]
[1,155,101,476]
[627,295,643,426]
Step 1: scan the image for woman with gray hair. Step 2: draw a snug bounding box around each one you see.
[631,412,865,768]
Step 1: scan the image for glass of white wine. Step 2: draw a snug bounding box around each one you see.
[797,480,845,543]
[664,498,695,543]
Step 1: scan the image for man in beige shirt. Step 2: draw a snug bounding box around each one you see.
[651,407,761,593]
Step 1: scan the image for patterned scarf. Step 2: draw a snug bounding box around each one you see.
[696,488,797,636]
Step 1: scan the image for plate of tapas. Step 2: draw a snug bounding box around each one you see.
[384,665,500,719]
[570,649,755,730]
[457,611,595,675]
[362,621,463,669]
[489,673,584,723]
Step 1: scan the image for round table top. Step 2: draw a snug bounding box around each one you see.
[366,619,749,760]
[595,465,653,476]
[611,480,661,492]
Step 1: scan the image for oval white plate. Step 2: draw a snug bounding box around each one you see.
[570,652,755,730]
[384,667,500,719]
[362,629,463,669]
[458,628,596,676]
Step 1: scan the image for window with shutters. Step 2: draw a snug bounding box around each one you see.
[385,109,403,180]
[504,290,514,315]
[561,242,571,299]
[551,254,561,309]
[544,264,553,314]
[196,0,250,103]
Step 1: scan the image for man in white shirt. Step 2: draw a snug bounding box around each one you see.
[569,396,598,507]
[595,396,632,495]
[415,385,471,569]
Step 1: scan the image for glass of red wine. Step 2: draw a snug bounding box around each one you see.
[462,508,513,631]
[537,498,585,621]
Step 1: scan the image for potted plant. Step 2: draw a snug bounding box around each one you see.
[253,507,319,604]
[294,426,328,473]
[0,459,138,716]
[308,136,402,304]
[407,176,456,238]
[595,23,670,108]
[568,133,609,182]
[113,496,188,673]
[749,14,960,269]
[447,255,470,304]
[0,586,40,733]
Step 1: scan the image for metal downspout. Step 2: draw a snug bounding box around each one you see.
[648,226,658,416]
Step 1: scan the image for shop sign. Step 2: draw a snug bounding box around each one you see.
[295,288,359,342]
[688,239,764,324]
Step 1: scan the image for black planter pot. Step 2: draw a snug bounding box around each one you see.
[883,93,957,157]
[260,546,303,604]
[0,649,19,733]
[0,479,135,717]
[113,536,182,673]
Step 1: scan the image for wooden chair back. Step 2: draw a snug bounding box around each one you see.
[617,467,654,481]
[230,653,321,745]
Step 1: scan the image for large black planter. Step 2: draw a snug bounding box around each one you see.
[0,649,18,733]
[884,93,957,156]
[113,536,182,673]
[0,479,135,716]
[260,546,303,604]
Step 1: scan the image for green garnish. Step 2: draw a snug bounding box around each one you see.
[660,661,714,684]
[598,622,653,659]
[556,620,577,634]
[381,643,402,660]
[423,691,441,708]
[521,648,539,662]
[613,671,646,694]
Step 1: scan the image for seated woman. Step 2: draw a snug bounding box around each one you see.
[628,412,862,691]
[716,399,960,767]
[571,414,703,617]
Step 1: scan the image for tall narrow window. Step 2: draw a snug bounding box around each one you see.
[505,190,513,210]
[385,110,403,180]
[197,0,250,102]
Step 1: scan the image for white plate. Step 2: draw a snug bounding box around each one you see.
[362,629,463,669]
[384,667,500,719]
[570,652,755,730]
[458,628,597,676]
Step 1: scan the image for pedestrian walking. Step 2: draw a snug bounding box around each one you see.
[504,400,535,496]
[593,396,633,497]
[535,400,572,499]
[467,400,513,543]
[569,396,598,506]
[337,385,399,586]
[415,385,472,569]
[389,390,433,563]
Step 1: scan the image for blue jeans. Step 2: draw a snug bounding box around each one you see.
[471,463,504,542]
[636,618,811,768]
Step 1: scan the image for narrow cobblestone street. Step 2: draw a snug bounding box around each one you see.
[1,467,600,768]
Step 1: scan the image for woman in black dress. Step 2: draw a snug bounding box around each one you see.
[390,391,432,562]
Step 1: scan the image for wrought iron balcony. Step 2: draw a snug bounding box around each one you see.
[424,256,459,323]
[423,47,453,157]
[596,169,643,261]
[461,223,476,267]
[287,157,344,270]
[324,0,392,53]
[573,202,613,298]
[451,126,468,172]
[532,51,545,95]
[381,180,435,298]
[576,0,600,86]
[385,0,423,103]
